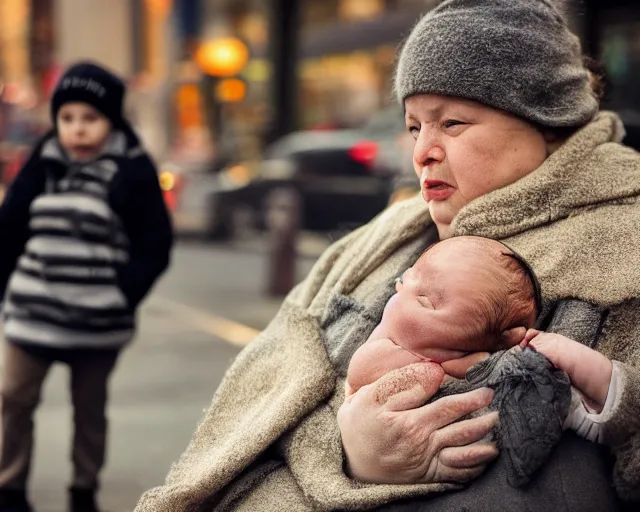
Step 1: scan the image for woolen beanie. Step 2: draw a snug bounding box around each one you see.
[395,0,598,128]
[51,61,126,129]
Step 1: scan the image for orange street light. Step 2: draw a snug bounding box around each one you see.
[145,0,172,17]
[215,78,247,103]
[195,38,249,77]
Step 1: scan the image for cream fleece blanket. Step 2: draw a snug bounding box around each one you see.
[135,111,640,510]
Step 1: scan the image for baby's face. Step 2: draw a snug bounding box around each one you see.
[377,242,509,363]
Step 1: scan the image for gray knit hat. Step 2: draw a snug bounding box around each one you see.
[395,0,598,128]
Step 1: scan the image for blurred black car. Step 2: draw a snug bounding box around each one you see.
[205,108,407,240]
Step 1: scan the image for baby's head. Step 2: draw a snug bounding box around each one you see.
[378,236,540,362]
[51,62,126,162]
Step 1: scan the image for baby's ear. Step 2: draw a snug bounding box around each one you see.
[500,326,527,349]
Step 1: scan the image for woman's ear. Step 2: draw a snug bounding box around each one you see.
[500,326,527,349]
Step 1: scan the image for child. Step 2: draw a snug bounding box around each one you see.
[0,62,173,512]
[346,236,540,395]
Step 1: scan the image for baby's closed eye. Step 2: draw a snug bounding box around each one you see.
[417,296,434,309]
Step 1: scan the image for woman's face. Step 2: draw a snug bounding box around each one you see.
[404,94,549,238]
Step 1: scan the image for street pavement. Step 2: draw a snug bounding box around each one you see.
[0,241,321,512]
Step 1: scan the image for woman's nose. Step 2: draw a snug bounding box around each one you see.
[414,130,445,169]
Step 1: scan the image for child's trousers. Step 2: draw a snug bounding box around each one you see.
[0,341,119,490]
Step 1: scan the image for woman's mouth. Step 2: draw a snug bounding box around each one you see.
[423,180,455,202]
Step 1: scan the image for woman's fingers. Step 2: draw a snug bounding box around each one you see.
[439,440,499,469]
[339,376,498,485]
[431,411,499,450]
[423,463,488,484]
[441,352,490,379]
[412,387,495,431]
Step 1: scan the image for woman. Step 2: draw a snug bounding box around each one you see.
[135,0,640,510]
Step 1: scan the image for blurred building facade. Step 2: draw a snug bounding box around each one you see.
[196,0,640,165]
[0,0,177,163]
[296,0,429,130]
[189,0,434,169]
[1,0,640,174]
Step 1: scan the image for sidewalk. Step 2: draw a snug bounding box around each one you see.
[229,230,335,259]
[0,242,319,511]
[0,296,244,512]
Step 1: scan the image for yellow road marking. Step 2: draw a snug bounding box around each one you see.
[154,296,259,347]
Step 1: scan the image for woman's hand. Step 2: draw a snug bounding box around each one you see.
[521,330,613,412]
[337,362,499,485]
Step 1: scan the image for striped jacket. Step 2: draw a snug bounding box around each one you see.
[0,129,172,350]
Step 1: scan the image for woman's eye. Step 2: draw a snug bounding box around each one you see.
[443,119,464,129]
[84,115,98,123]
[408,126,420,139]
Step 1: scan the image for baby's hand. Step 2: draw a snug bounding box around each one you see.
[519,328,541,349]
[520,330,612,412]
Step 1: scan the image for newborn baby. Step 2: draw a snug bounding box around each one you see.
[346,236,541,395]
[346,236,576,488]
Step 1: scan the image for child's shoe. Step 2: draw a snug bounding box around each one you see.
[69,487,100,512]
[0,489,33,512]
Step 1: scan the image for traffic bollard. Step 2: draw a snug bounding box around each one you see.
[265,187,301,297]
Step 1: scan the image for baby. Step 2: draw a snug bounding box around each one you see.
[346,236,541,395]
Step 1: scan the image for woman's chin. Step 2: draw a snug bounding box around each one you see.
[428,207,456,239]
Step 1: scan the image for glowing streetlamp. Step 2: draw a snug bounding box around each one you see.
[195,37,249,78]
[215,78,247,103]
[194,37,250,151]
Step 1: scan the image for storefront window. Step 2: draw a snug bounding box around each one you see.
[170,0,272,165]
[0,0,30,84]
[301,0,340,30]
[338,0,384,21]
[298,45,396,130]
[302,0,396,30]
[209,4,271,165]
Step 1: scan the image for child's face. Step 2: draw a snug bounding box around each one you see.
[379,240,517,362]
[57,102,111,162]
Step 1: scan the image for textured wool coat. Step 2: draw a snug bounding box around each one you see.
[135,112,640,510]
